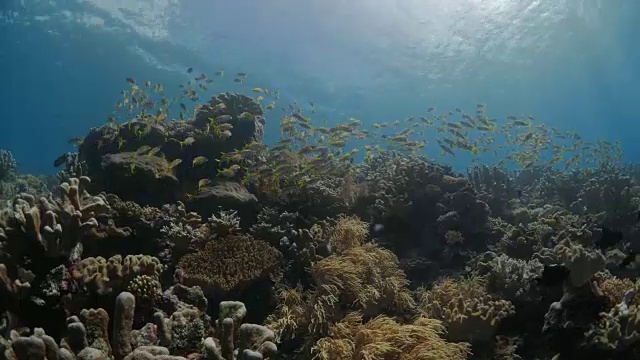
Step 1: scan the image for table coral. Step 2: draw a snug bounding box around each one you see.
[177,234,282,294]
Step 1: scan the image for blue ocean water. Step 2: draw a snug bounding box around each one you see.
[1,0,639,174]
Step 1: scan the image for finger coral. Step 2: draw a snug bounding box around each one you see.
[72,254,164,295]
[417,277,515,343]
[177,234,282,294]
[311,312,471,360]
[0,177,130,263]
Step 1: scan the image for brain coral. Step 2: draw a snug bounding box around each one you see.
[177,234,282,294]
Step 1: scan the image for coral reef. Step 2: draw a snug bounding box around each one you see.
[4,86,640,360]
[77,93,264,207]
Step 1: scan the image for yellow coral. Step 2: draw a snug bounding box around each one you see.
[418,277,514,343]
[266,243,415,353]
[311,312,471,360]
[312,243,415,315]
[177,234,282,293]
[330,215,368,253]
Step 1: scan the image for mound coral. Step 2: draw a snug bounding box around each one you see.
[177,234,282,294]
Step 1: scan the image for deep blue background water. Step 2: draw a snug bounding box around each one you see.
[1,0,639,174]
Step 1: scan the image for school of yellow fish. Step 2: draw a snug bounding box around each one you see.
[70,66,623,196]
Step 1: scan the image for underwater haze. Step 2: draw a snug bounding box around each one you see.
[5,1,640,360]
[2,0,640,173]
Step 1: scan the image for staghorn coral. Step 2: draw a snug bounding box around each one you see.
[208,209,241,238]
[72,254,164,295]
[417,277,515,343]
[311,312,471,360]
[177,234,282,294]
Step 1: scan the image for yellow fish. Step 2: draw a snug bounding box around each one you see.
[192,156,208,167]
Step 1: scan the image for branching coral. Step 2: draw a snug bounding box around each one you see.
[417,277,515,343]
[208,209,241,238]
[311,312,471,360]
[177,234,282,294]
